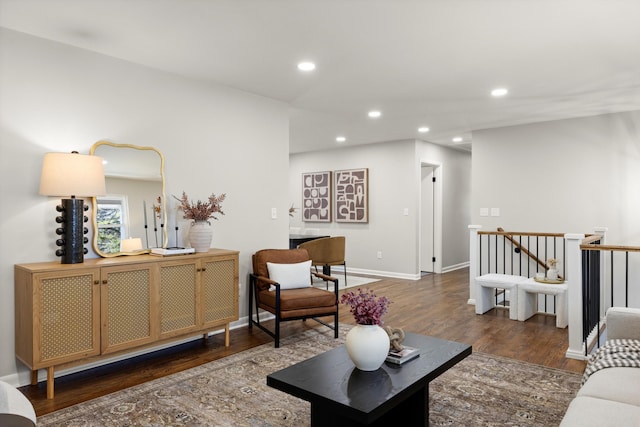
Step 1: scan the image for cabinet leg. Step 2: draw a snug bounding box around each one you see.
[225,324,230,347]
[47,366,55,399]
[30,370,38,385]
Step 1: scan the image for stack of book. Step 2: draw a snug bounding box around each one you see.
[385,345,420,365]
[150,247,195,256]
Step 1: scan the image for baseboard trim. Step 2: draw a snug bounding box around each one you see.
[441,261,470,273]
[339,267,421,280]
[565,348,587,361]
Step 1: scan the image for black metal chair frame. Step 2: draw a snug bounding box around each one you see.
[248,272,339,347]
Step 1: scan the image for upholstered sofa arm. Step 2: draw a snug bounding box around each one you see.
[606,307,640,340]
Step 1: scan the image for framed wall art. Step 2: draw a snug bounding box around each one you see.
[302,171,332,222]
[335,168,368,223]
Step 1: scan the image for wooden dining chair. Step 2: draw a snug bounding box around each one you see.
[298,236,347,288]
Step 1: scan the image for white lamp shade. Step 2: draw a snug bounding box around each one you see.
[39,152,106,197]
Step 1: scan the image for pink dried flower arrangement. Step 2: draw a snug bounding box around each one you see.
[173,191,226,225]
[340,288,391,326]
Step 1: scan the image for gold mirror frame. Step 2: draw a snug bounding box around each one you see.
[90,140,167,257]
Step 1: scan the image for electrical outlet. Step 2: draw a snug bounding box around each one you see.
[403,208,409,216]
[271,208,277,219]
[377,251,382,259]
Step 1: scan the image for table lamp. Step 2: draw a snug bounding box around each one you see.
[39,151,106,264]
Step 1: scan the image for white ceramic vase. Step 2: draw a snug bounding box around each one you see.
[189,221,213,252]
[345,324,390,371]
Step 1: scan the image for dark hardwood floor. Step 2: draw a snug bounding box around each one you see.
[21,267,586,417]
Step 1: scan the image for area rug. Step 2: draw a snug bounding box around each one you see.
[37,327,580,426]
[312,274,379,290]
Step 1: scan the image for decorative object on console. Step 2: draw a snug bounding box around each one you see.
[547,258,559,280]
[174,191,226,253]
[150,247,195,256]
[39,151,106,264]
[120,237,143,252]
[189,220,214,253]
[335,168,368,223]
[341,288,391,371]
[148,196,163,248]
[302,171,332,222]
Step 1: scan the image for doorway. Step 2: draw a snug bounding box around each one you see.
[420,161,442,273]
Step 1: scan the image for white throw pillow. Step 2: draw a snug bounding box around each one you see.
[266,260,312,290]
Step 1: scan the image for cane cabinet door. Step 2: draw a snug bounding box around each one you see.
[200,255,238,328]
[30,269,101,367]
[158,259,199,339]
[100,263,157,354]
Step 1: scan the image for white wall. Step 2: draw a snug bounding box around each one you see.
[0,29,291,385]
[289,139,471,277]
[471,111,640,244]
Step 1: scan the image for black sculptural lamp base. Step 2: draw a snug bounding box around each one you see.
[55,198,88,264]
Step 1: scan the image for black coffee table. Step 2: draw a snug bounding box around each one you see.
[267,332,472,426]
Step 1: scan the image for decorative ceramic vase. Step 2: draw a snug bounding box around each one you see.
[345,324,390,371]
[189,220,213,252]
[547,268,558,280]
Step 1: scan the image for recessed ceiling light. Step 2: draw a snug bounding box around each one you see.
[491,88,508,97]
[452,137,463,143]
[368,110,381,118]
[336,136,346,143]
[418,127,430,133]
[297,61,316,71]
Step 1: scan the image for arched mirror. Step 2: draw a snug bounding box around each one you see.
[90,140,167,257]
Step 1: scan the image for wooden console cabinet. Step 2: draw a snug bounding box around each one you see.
[15,249,239,399]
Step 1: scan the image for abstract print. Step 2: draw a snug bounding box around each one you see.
[302,171,332,222]
[335,168,368,223]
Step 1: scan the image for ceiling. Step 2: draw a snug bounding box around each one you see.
[1,0,640,154]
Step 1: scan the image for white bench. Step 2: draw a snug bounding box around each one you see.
[475,274,528,320]
[517,277,568,328]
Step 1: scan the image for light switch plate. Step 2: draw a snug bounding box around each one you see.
[480,208,489,217]
[491,208,500,217]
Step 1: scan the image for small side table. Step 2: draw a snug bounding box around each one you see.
[517,277,568,328]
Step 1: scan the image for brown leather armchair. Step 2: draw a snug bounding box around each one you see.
[298,236,347,288]
[248,248,339,347]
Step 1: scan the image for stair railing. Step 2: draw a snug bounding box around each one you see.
[577,235,640,355]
